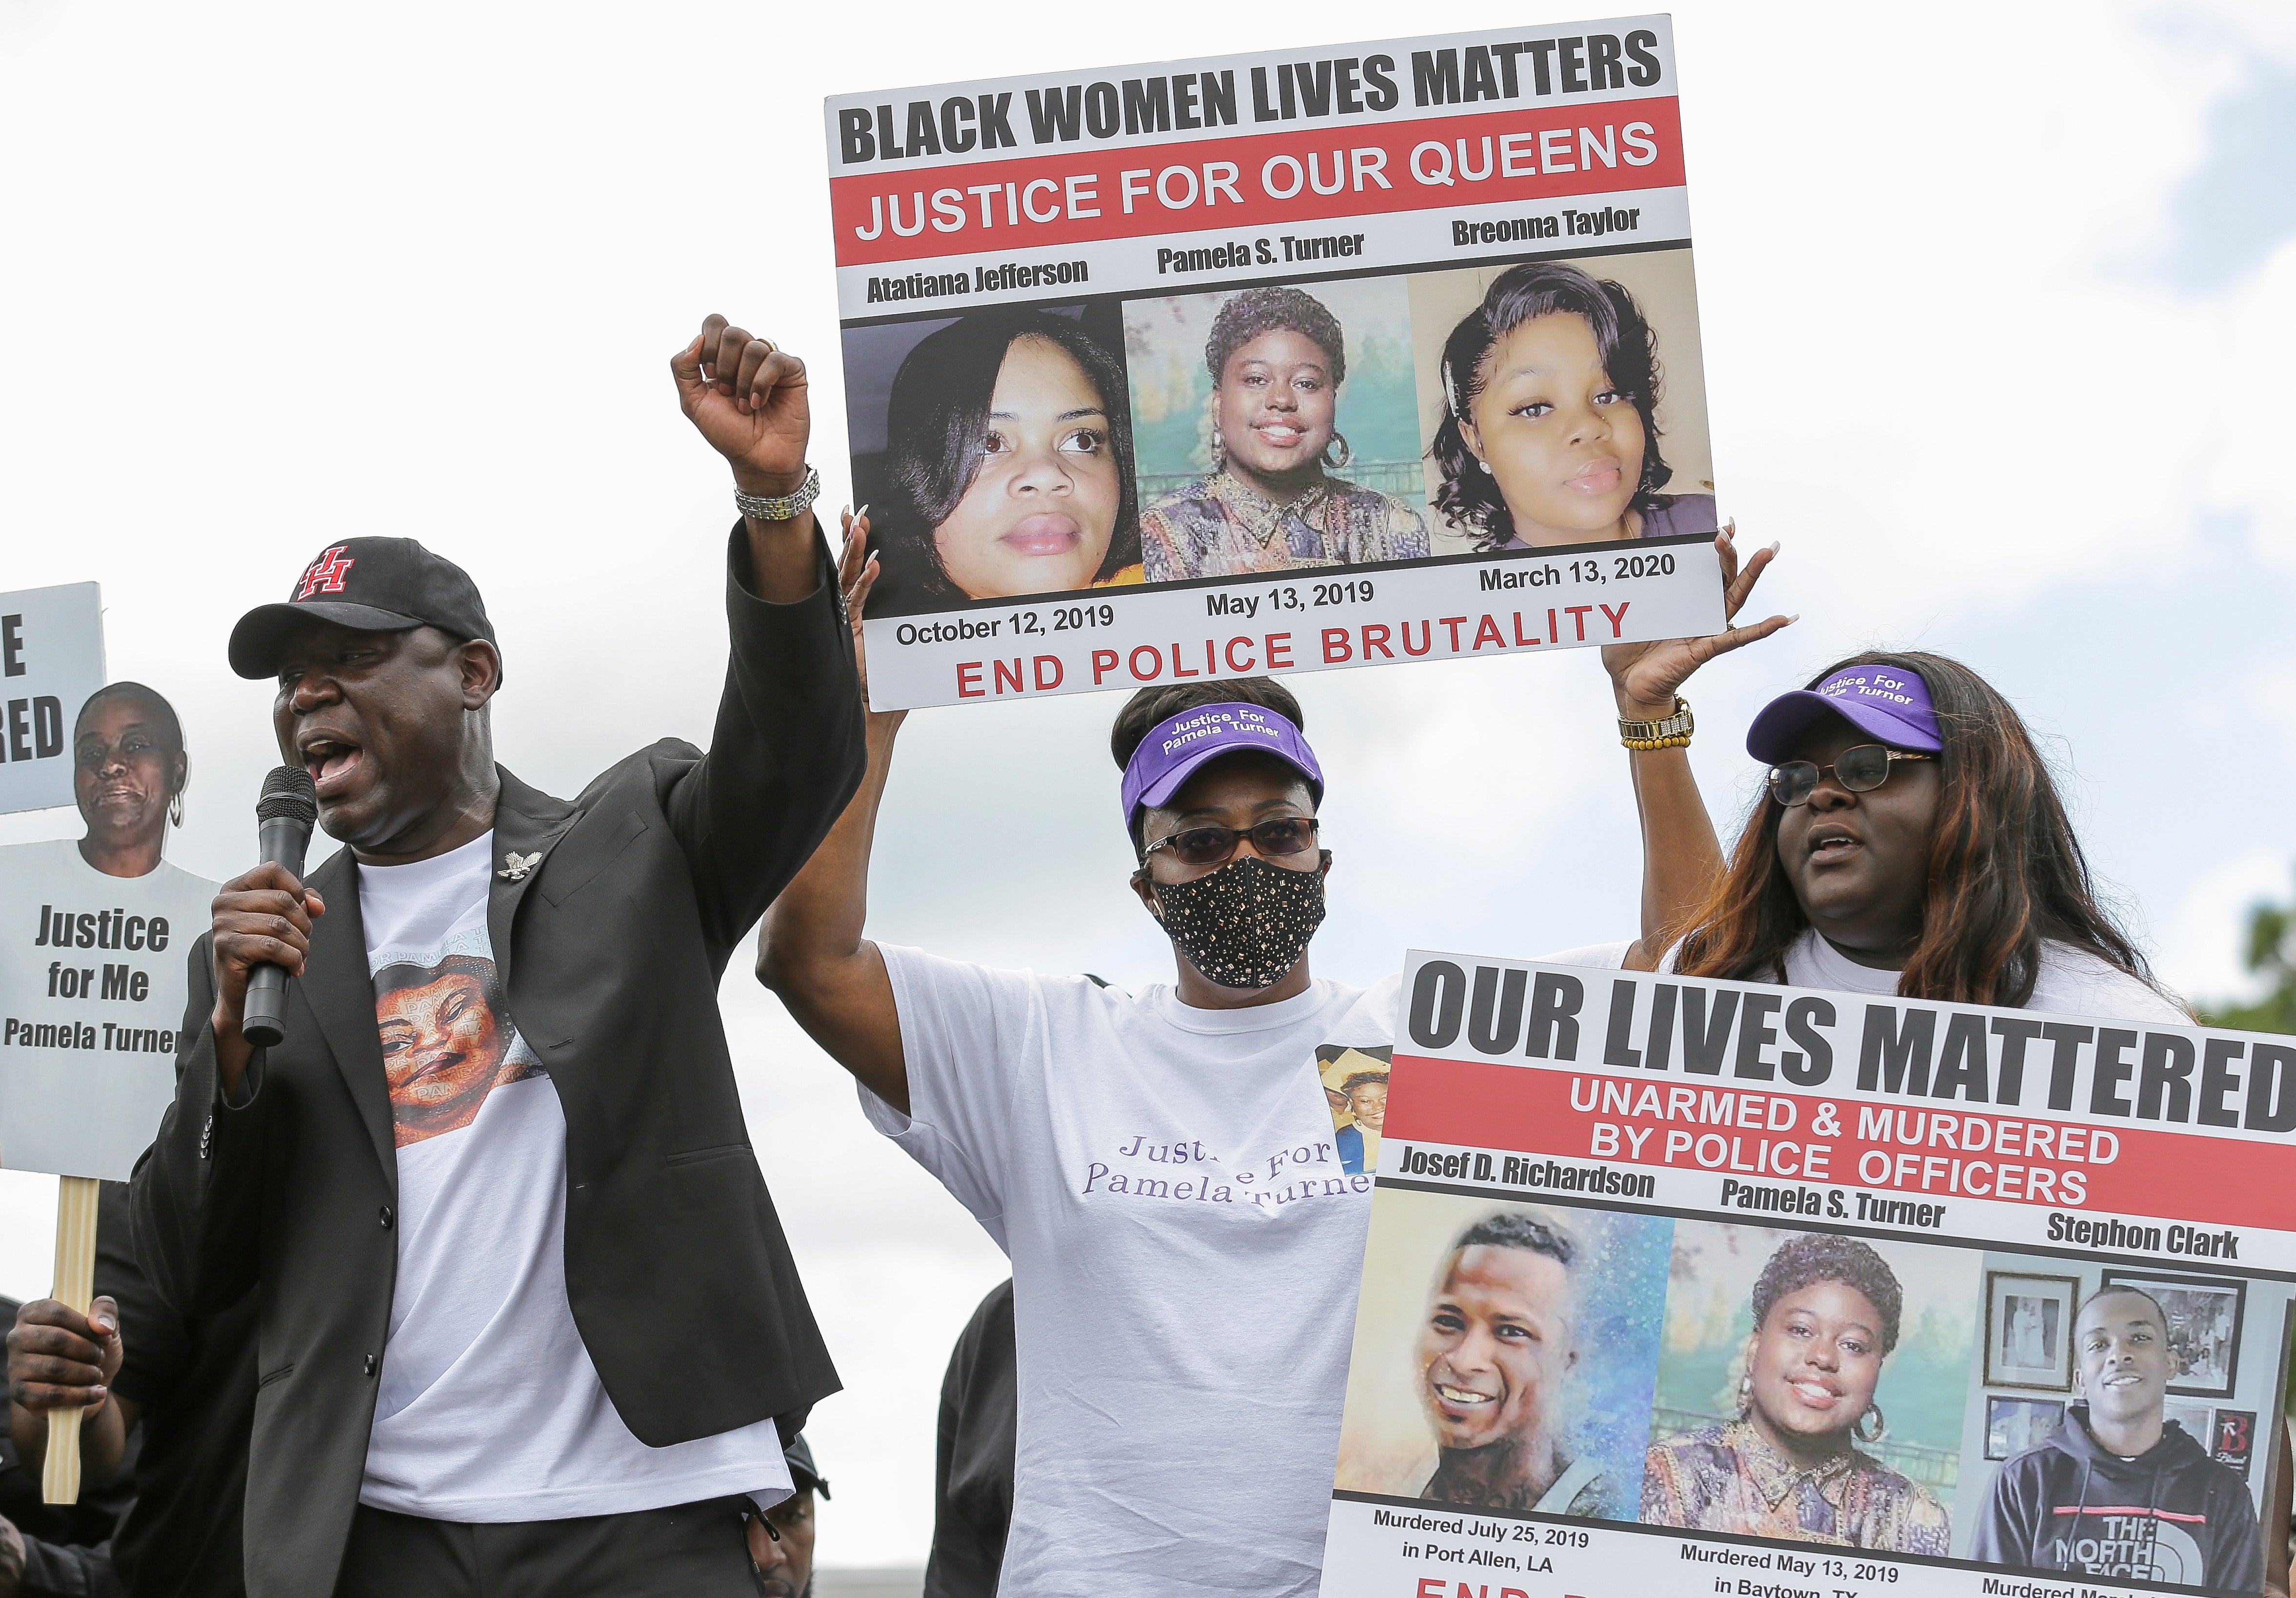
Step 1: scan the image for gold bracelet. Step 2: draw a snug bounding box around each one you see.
[1619,696,1692,751]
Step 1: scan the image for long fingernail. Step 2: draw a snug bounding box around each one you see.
[854,503,870,521]
[1768,540,1781,555]
[1786,613,1800,623]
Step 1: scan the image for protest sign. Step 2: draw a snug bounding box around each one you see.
[0,675,214,1181]
[0,583,105,815]
[822,16,1725,710]
[1318,953,2293,1597]
[1,841,213,1180]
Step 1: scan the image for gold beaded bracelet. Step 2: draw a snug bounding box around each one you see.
[1619,695,1693,751]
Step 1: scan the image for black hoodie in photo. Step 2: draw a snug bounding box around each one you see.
[1973,1403,2263,1592]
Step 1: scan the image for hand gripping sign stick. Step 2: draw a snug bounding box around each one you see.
[41,1175,100,1503]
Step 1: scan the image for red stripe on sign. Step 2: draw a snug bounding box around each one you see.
[1385,1054,2296,1234]
[829,98,1683,267]
[2050,1506,2210,1522]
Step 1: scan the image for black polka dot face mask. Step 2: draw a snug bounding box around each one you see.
[1147,854,1329,991]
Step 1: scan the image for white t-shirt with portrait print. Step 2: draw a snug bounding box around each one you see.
[865,944,1401,1598]
[355,830,791,1522]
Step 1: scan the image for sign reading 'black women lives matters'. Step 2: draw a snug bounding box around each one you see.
[821,18,1725,710]
[1320,953,2294,1598]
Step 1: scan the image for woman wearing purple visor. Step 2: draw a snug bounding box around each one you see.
[1608,652,2218,1559]
[755,518,1787,1595]
[1653,651,2185,1019]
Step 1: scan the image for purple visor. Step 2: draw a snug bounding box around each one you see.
[1746,664,1941,763]
[1121,702,1324,828]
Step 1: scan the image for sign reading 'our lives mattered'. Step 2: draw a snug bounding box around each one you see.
[0,583,104,816]
[1320,951,2295,1598]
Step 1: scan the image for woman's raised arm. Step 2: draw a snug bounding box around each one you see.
[1601,527,1792,969]
[757,513,913,1113]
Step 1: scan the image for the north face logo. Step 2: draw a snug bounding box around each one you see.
[297,546,356,600]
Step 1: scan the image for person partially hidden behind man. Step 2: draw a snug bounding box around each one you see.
[1975,1285,2264,1591]
[128,315,865,1598]
[743,1434,826,1598]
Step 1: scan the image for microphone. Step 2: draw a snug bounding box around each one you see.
[242,765,319,1050]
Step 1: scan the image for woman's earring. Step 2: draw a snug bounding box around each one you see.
[169,791,184,828]
[1854,1402,1887,1443]
[1322,432,1353,471]
[1736,1373,1752,1415]
[1478,459,1494,476]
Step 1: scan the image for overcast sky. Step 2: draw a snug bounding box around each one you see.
[3,0,2293,1566]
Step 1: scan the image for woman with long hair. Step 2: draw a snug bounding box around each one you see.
[867,308,1143,613]
[1140,285,1428,580]
[1430,260,1714,552]
[1643,1235,1947,1552]
[1664,651,2180,1016]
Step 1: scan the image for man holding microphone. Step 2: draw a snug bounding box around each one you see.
[128,317,864,1598]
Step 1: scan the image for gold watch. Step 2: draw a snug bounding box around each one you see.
[1619,696,1693,751]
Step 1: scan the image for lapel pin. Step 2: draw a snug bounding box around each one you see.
[500,850,543,881]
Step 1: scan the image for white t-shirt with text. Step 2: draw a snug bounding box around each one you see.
[867,945,1401,1598]
[356,831,790,1521]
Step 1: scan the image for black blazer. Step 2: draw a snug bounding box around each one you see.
[130,532,866,1598]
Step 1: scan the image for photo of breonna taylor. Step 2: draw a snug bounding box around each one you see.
[1425,259,1717,551]
[1643,1230,1967,1554]
[1333,1193,1669,1521]
[850,304,1144,615]
[0,681,218,1179]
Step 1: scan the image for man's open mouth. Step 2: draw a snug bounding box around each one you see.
[300,736,366,798]
[1434,1382,1497,1406]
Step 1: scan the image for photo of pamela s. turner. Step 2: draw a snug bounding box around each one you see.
[1125,279,1429,580]
[1334,1189,1670,1520]
[843,302,1143,616]
[1317,1043,1389,1174]
[1408,249,1716,557]
[1644,1224,1976,1555]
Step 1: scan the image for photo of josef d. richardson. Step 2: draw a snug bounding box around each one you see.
[1334,1189,1670,1520]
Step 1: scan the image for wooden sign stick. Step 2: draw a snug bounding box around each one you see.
[41,1174,101,1504]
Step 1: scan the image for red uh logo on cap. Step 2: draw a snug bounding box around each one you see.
[297,546,356,600]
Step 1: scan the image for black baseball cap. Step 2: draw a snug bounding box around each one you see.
[783,1433,829,1499]
[228,537,498,680]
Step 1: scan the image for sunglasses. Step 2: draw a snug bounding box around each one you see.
[1141,816,1320,867]
[1766,745,1935,808]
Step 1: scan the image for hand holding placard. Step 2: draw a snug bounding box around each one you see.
[1601,524,1790,720]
